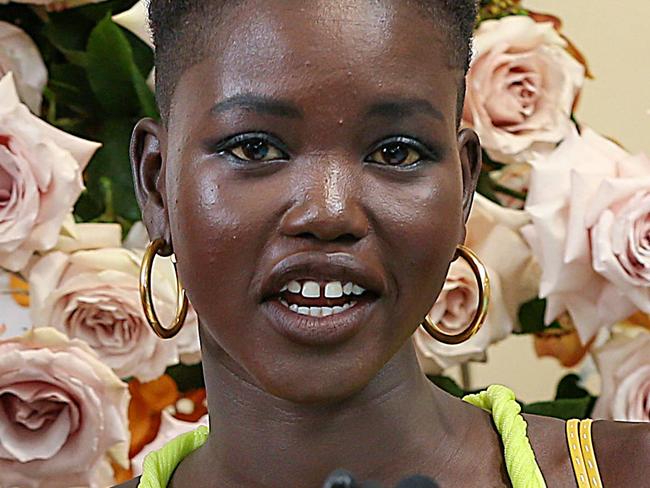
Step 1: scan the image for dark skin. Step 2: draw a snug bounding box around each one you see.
[127,1,650,486]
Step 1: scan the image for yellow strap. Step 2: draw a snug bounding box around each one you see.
[463,385,546,488]
[567,419,590,488]
[579,419,604,488]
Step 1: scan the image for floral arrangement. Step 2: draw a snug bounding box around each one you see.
[0,0,647,485]
[416,0,650,421]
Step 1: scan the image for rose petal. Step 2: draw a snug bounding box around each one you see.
[464,16,585,163]
[29,248,198,382]
[524,127,650,342]
[0,73,100,272]
[0,328,129,487]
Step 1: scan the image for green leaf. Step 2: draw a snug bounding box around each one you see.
[517,298,562,334]
[522,397,594,421]
[133,73,158,118]
[84,117,141,225]
[555,374,591,400]
[42,13,92,66]
[86,15,158,118]
[121,26,154,78]
[74,188,105,222]
[476,170,500,204]
[48,64,98,117]
[166,363,205,393]
[427,375,465,398]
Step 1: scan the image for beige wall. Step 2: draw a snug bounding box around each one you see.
[461,1,650,402]
[525,0,650,154]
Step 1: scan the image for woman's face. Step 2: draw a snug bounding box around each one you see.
[133,0,480,404]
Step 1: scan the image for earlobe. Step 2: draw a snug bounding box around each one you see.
[130,118,172,255]
[457,128,482,224]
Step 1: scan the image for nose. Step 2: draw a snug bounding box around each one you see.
[280,160,369,243]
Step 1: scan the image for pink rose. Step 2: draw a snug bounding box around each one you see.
[0,22,47,113]
[53,217,123,254]
[489,162,531,209]
[131,411,209,477]
[464,16,585,163]
[113,1,152,48]
[0,73,100,272]
[522,127,650,343]
[415,195,539,372]
[29,244,200,381]
[414,258,511,373]
[590,181,650,313]
[592,328,650,422]
[0,327,129,488]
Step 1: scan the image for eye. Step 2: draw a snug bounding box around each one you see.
[216,134,289,163]
[365,137,436,167]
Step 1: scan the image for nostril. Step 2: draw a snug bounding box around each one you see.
[295,232,359,244]
[334,233,360,244]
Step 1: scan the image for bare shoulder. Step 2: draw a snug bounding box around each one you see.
[113,477,140,488]
[523,413,650,487]
[592,419,650,486]
[523,413,577,487]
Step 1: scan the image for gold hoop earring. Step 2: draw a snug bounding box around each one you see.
[139,238,189,339]
[421,245,490,345]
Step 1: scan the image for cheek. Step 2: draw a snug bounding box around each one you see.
[167,160,276,322]
[371,165,463,318]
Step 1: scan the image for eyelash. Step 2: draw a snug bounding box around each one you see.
[210,132,290,164]
[365,136,443,168]
[210,132,442,168]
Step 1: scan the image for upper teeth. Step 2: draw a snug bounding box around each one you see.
[283,280,366,298]
[324,282,343,298]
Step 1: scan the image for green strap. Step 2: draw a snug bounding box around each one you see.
[463,385,547,488]
[138,426,209,488]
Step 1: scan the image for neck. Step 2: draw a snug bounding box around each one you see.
[174,334,472,488]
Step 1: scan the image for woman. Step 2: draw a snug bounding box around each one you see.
[122,0,649,486]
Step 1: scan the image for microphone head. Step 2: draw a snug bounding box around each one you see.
[323,469,358,488]
[394,475,440,488]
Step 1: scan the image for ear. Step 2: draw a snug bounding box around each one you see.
[130,118,173,256]
[457,128,482,239]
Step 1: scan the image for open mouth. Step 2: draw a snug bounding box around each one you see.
[276,280,371,318]
[259,252,385,345]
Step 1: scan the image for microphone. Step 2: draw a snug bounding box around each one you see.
[322,469,358,488]
[322,470,439,488]
[321,469,381,488]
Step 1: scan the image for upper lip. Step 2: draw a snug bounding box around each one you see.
[258,252,386,301]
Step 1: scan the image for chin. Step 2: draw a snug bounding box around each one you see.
[248,336,411,407]
[259,366,380,406]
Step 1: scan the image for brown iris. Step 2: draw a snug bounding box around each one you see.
[381,143,410,165]
[238,139,270,161]
[368,141,422,166]
[227,137,287,162]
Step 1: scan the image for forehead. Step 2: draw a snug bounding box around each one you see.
[169,0,458,129]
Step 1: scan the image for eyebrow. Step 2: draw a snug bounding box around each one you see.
[210,94,303,118]
[364,98,445,122]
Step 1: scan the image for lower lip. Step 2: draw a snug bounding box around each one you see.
[261,298,375,346]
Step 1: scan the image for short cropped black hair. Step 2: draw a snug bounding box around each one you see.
[148,0,478,124]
